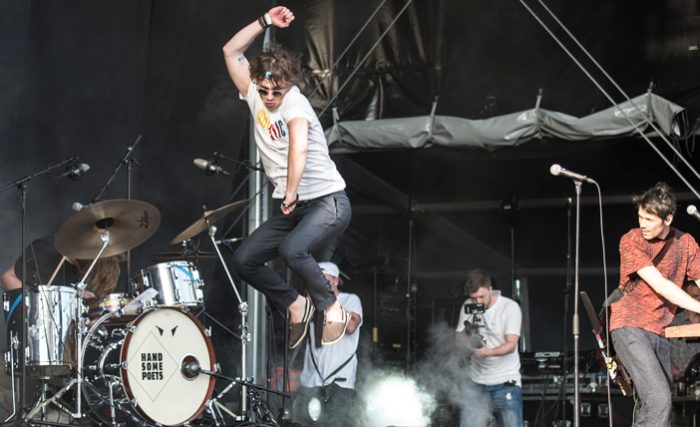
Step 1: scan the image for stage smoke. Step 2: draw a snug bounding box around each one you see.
[355,322,491,425]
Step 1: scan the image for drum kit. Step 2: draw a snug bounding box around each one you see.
[6,198,282,426]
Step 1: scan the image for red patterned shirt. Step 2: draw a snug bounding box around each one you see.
[610,227,700,335]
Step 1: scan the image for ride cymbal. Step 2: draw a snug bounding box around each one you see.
[55,199,161,259]
[170,199,249,244]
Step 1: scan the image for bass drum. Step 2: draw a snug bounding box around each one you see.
[82,307,216,426]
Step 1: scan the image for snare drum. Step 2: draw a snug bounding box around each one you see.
[132,261,204,308]
[82,307,215,425]
[26,285,79,377]
[88,293,135,321]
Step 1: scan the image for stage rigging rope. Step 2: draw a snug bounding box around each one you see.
[519,0,700,201]
[517,2,678,426]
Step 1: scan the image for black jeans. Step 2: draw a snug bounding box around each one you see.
[232,191,351,312]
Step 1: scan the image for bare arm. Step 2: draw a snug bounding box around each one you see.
[473,334,519,358]
[639,266,700,313]
[281,117,308,214]
[222,6,295,95]
[1,266,22,291]
[345,312,362,335]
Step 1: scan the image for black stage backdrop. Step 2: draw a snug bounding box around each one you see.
[2,1,700,386]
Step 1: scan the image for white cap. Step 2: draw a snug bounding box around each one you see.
[319,261,340,278]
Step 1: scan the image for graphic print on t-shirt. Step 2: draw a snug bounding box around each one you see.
[256,108,287,141]
[256,108,270,129]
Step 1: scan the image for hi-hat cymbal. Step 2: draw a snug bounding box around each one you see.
[170,199,249,244]
[55,199,161,259]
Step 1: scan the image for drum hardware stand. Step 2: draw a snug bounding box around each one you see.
[201,368,287,426]
[78,311,140,427]
[206,222,252,419]
[26,231,112,421]
[3,332,18,423]
[0,156,77,424]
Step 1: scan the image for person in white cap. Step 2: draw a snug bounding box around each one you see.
[298,261,362,426]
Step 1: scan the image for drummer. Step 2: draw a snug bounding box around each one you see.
[1,236,122,344]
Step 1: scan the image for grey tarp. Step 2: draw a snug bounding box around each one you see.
[325,93,686,153]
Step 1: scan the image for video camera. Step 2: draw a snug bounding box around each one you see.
[464,303,485,315]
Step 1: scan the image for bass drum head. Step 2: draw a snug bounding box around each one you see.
[120,307,215,426]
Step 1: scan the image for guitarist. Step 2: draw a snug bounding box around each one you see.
[610,182,700,426]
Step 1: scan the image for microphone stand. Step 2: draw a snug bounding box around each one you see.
[572,180,583,427]
[89,133,142,283]
[0,156,76,423]
[90,134,142,204]
[560,197,573,423]
[214,151,264,172]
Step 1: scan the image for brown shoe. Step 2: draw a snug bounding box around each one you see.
[289,296,315,349]
[321,308,350,346]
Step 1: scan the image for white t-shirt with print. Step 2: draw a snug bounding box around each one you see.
[241,82,345,200]
[456,291,522,386]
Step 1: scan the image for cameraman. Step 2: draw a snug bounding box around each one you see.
[455,269,522,427]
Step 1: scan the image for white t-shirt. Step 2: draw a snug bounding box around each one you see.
[241,82,346,200]
[456,291,522,386]
[300,292,363,390]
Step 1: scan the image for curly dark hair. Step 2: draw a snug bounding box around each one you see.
[633,182,676,219]
[248,43,302,87]
[464,269,492,296]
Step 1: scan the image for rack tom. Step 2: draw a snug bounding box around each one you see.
[132,261,204,308]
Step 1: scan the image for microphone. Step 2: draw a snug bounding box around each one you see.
[181,360,201,379]
[193,158,230,176]
[549,164,595,184]
[72,202,90,212]
[58,163,91,180]
[687,205,700,221]
[216,237,245,245]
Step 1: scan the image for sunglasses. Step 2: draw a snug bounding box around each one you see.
[257,87,287,97]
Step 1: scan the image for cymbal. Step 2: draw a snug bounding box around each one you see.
[153,250,217,261]
[170,199,249,244]
[55,199,161,259]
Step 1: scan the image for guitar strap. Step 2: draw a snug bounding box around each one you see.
[307,332,356,393]
[602,228,675,309]
[582,229,675,396]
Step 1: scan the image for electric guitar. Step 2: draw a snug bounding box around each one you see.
[580,291,633,396]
